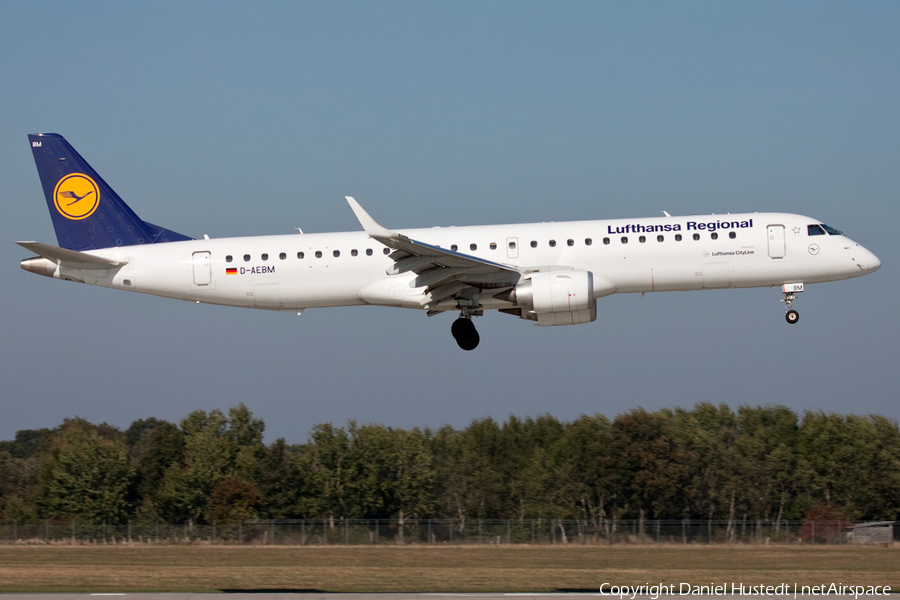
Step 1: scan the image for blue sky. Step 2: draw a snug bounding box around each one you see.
[1,1,898,442]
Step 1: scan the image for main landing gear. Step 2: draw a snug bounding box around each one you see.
[451,314,480,351]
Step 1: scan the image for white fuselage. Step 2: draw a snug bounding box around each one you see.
[54,212,879,313]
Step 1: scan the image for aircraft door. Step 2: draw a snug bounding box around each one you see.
[507,237,518,259]
[767,225,785,259]
[192,251,211,285]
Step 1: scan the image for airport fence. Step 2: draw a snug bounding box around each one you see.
[0,518,894,545]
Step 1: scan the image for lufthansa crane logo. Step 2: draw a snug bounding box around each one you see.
[53,173,100,220]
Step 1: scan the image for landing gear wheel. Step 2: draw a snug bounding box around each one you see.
[451,318,479,351]
[781,290,801,325]
[451,318,473,341]
[457,330,480,351]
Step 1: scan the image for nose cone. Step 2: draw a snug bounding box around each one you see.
[855,245,881,274]
[869,251,882,273]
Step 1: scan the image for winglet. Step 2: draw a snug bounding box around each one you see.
[346,196,396,240]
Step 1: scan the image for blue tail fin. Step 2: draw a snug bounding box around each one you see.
[28,133,192,251]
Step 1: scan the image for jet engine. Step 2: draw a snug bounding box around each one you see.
[499,270,597,326]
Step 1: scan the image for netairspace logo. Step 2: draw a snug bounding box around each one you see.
[599,583,892,599]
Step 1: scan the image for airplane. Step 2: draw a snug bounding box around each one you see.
[19,133,881,351]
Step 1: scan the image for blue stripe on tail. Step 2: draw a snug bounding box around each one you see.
[28,133,192,251]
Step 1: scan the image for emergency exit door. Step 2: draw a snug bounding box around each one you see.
[767,225,785,259]
[192,251,211,285]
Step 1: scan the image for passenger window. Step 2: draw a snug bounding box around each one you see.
[297,252,305,259]
[509,241,516,249]
[383,248,390,255]
[567,239,574,247]
[585,238,592,246]
[621,237,628,244]
[657,235,664,242]
[351,249,358,257]
[451,244,458,251]
[639,236,646,243]
[262,253,269,261]
[675,234,682,241]
[226,255,233,263]
[549,240,556,247]
[315,251,322,258]
[530,241,537,248]
[279,252,286,260]
[243,254,251,262]
[729,231,736,239]
[808,224,826,236]
[603,238,610,245]
[490,242,497,250]
[693,233,700,241]
[366,249,373,256]
[711,232,718,240]
[470,243,477,251]
[333,250,340,257]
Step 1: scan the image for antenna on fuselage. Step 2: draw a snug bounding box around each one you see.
[662,211,671,218]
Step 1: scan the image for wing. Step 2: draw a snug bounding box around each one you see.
[346,197,522,312]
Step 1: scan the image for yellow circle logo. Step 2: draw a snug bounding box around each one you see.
[54,173,100,220]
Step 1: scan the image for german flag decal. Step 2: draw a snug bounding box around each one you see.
[226,268,237,275]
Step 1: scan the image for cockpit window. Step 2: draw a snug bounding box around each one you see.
[821,223,843,236]
[808,224,826,236]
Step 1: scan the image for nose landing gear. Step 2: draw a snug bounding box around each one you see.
[451,315,480,351]
[782,291,800,324]
[780,283,804,325]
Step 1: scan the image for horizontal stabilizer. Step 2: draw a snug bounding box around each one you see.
[16,241,124,268]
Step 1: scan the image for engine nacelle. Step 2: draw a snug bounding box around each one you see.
[509,270,597,326]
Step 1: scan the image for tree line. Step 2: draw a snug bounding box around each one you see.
[1,403,898,527]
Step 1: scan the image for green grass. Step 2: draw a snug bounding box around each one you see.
[0,544,896,592]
